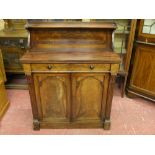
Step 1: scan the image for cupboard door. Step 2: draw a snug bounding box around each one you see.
[72,73,109,121]
[130,44,155,96]
[33,74,70,122]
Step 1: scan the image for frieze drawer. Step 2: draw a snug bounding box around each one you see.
[31,64,111,72]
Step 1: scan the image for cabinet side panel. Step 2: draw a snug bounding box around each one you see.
[0,81,9,119]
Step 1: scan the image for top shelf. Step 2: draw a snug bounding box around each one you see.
[25,22,117,29]
[20,50,121,64]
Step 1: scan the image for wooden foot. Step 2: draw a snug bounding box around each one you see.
[33,119,40,130]
[103,119,111,130]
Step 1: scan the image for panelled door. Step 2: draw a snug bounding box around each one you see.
[71,73,109,122]
[33,73,109,123]
[33,73,71,122]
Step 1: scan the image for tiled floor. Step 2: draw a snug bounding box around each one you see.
[0,87,155,135]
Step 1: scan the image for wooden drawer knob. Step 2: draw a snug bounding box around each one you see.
[47,65,52,70]
[89,65,95,70]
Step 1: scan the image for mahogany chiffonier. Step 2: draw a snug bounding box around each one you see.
[20,21,121,130]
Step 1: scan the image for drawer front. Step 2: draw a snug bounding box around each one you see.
[31,64,110,72]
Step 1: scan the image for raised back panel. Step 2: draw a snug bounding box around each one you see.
[26,22,116,52]
[30,29,113,52]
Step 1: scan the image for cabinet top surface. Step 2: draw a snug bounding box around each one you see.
[26,22,116,29]
[21,50,121,64]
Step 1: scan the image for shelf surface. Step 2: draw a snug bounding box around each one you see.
[26,22,117,29]
[21,50,121,64]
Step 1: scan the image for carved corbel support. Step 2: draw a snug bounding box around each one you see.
[22,64,31,75]
[110,64,120,76]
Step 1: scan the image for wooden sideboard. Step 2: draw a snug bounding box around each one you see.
[0,20,28,74]
[0,20,28,89]
[0,34,27,73]
[21,22,120,130]
[0,49,9,119]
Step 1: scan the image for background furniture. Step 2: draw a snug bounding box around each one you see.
[127,19,155,102]
[0,19,28,89]
[118,19,137,97]
[21,21,120,130]
[92,19,137,97]
[0,49,9,119]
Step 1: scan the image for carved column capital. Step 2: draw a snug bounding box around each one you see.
[23,64,31,75]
